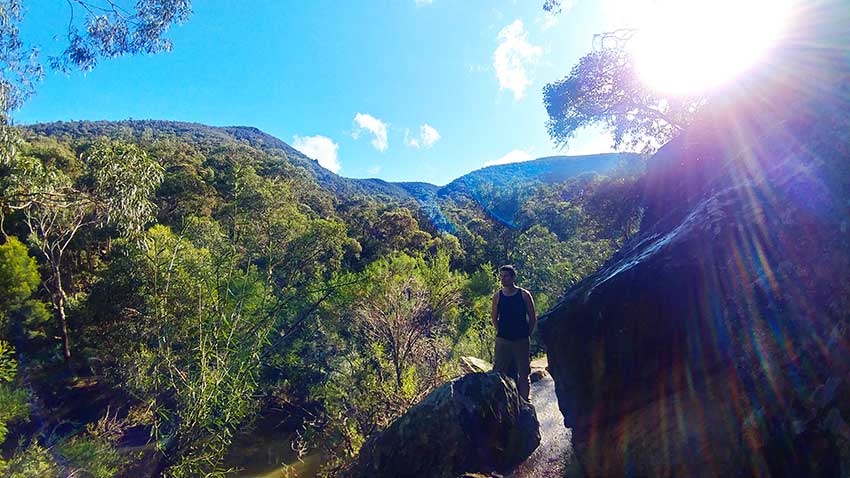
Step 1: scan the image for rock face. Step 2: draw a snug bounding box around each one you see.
[347,372,540,478]
[539,3,850,477]
[460,355,493,374]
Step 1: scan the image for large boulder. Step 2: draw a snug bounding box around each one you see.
[346,372,540,478]
[540,3,850,477]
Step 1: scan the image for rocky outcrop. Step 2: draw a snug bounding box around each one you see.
[539,3,850,476]
[346,372,540,478]
[460,356,493,374]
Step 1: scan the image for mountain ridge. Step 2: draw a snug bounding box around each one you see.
[22,119,644,230]
[23,120,640,186]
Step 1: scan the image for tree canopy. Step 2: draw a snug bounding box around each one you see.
[543,46,703,153]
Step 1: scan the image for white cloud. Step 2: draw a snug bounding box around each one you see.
[292,134,341,173]
[483,149,534,167]
[367,165,382,175]
[405,123,442,149]
[420,124,441,147]
[353,113,389,152]
[493,20,543,101]
[414,0,433,5]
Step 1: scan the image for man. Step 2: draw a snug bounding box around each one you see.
[491,264,537,402]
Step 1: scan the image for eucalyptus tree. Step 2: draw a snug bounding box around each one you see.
[541,0,704,153]
[0,140,163,369]
[544,46,703,153]
[312,251,466,474]
[0,0,190,367]
[0,0,191,112]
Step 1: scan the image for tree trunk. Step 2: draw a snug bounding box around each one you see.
[52,263,73,371]
[392,349,403,391]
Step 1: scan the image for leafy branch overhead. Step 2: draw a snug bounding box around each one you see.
[52,0,192,72]
[541,1,704,153]
[543,46,704,154]
[0,0,191,111]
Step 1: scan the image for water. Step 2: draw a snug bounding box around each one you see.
[508,360,576,478]
[225,429,320,478]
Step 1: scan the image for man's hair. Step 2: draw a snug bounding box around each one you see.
[499,265,517,277]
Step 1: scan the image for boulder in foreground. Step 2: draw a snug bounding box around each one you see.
[347,372,540,478]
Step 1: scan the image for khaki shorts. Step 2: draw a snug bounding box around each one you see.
[493,336,531,380]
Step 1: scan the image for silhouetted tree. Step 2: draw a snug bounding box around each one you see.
[544,47,702,153]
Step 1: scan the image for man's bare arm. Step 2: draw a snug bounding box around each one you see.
[491,291,500,329]
[523,289,537,335]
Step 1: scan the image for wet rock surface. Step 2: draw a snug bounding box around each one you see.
[506,359,574,478]
[347,372,540,478]
[540,3,850,476]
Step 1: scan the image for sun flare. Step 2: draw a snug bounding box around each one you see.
[631,0,793,95]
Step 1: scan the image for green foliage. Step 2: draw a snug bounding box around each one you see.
[512,224,570,306]
[340,201,437,263]
[0,240,36,450]
[508,168,645,310]
[0,339,15,382]
[0,340,29,445]
[81,140,165,237]
[311,251,467,474]
[56,434,125,478]
[152,139,218,224]
[452,266,498,361]
[1,137,164,366]
[89,224,274,477]
[0,443,60,478]
[0,236,42,327]
[0,384,28,443]
[544,47,703,153]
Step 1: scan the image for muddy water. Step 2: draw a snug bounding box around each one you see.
[225,429,320,478]
[234,454,321,478]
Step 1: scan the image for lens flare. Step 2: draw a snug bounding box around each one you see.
[632,0,794,94]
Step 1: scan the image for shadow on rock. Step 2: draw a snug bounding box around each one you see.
[346,372,540,478]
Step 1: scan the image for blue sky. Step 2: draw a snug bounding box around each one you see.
[16,0,641,185]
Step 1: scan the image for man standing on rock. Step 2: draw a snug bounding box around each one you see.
[491,265,537,402]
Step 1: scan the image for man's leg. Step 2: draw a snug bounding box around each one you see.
[493,337,512,374]
[513,338,531,401]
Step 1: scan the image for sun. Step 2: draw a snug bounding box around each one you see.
[631,0,793,95]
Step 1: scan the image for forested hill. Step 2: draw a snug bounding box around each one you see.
[23,120,643,230]
[436,153,643,227]
[23,119,416,201]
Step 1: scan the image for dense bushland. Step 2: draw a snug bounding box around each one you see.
[0,124,642,477]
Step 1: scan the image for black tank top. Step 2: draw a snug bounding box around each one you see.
[497,290,529,340]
